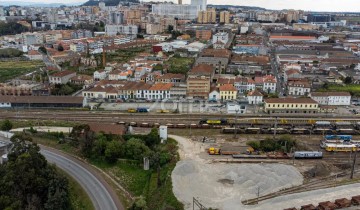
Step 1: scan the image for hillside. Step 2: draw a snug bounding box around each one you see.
[83,0,139,6]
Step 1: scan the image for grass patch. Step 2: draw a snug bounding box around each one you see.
[318,84,360,97]
[58,169,95,210]
[0,60,44,82]
[164,56,194,74]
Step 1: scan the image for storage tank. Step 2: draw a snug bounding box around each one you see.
[159,126,168,141]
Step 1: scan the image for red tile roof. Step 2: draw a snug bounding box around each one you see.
[219,84,237,92]
[264,98,317,104]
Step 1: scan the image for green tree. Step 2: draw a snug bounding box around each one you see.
[344,76,353,84]
[1,119,13,131]
[145,128,161,148]
[246,141,260,151]
[93,133,108,157]
[104,140,122,163]
[122,138,151,161]
[0,134,71,210]
[38,46,47,54]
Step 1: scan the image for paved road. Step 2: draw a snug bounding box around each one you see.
[0,136,123,210]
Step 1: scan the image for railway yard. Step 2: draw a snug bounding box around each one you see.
[3,109,360,209]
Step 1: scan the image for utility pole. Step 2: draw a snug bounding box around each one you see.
[234,109,239,138]
[350,151,357,179]
[256,186,260,204]
[273,117,278,140]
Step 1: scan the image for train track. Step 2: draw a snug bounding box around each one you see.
[242,168,360,205]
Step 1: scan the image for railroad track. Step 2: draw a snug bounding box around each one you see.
[242,169,360,205]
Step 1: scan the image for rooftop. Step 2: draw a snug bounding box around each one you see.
[311,92,351,97]
[264,98,318,104]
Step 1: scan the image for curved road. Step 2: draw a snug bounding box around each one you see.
[41,148,123,210]
[0,136,124,210]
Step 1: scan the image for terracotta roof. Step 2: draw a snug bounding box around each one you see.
[201,48,231,58]
[217,78,235,85]
[264,98,318,104]
[288,80,311,88]
[189,64,213,75]
[231,55,270,65]
[70,75,93,82]
[88,123,126,135]
[51,70,76,77]
[149,83,173,91]
[248,89,263,97]
[286,69,302,76]
[219,84,237,92]
[87,86,106,92]
[311,92,351,97]
[270,35,316,40]
[28,50,41,55]
[157,73,185,80]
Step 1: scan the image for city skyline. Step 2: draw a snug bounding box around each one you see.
[1,0,360,12]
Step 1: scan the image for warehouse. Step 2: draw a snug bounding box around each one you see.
[0,96,87,108]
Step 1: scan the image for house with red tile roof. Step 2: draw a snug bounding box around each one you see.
[254,75,277,93]
[146,83,173,100]
[49,70,76,84]
[247,89,263,105]
[219,84,237,100]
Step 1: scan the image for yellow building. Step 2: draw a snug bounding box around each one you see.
[264,98,319,114]
[220,11,230,24]
[219,84,237,100]
[198,8,216,23]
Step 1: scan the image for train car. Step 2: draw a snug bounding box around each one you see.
[323,143,358,152]
[222,127,242,134]
[325,135,352,141]
[199,118,228,125]
[137,107,149,113]
[291,128,310,135]
[313,121,334,134]
[128,108,137,113]
[294,151,323,159]
[245,127,261,134]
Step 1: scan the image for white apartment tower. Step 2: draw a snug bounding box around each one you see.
[191,0,207,11]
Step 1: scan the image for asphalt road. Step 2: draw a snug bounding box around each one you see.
[0,136,123,210]
[41,149,121,210]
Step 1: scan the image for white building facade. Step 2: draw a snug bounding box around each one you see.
[310,92,351,106]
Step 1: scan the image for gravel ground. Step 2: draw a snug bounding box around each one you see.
[170,135,360,210]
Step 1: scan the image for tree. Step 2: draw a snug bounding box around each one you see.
[104,140,122,163]
[1,119,13,131]
[57,44,64,52]
[0,134,71,210]
[38,46,47,54]
[93,133,108,157]
[344,76,353,84]
[122,138,151,161]
[144,128,161,148]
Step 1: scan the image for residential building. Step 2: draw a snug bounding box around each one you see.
[196,30,212,41]
[22,32,44,45]
[151,4,200,20]
[155,73,186,85]
[188,64,214,80]
[94,70,107,81]
[195,49,230,74]
[27,50,43,60]
[212,32,229,46]
[208,87,220,101]
[70,75,94,86]
[234,77,255,93]
[191,0,207,11]
[287,80,311,96]
[170,84,187,99]
[49,70,76,84]
[198,8,216,23]
[284,69,303,83]
[219,84,237,100]
[247,89,263,105]
[109,12,124,25]
[187,77,210,99]
[310,92,351,106]
[220,11,230,24]
[105,25,138,37]
[255,75,277,93]
[146,83,173,100]
[264,98,319,114]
